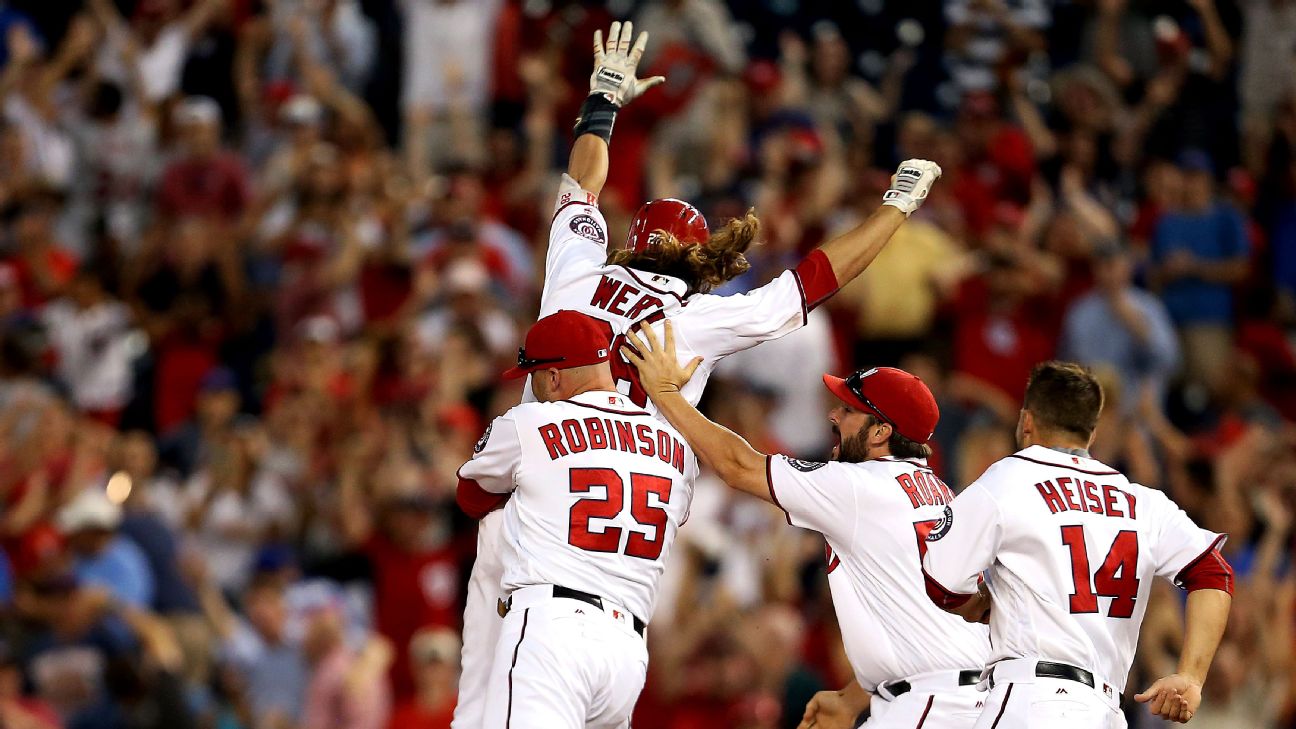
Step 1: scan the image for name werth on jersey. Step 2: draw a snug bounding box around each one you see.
[537,417,688,476]
[590,275,667,320]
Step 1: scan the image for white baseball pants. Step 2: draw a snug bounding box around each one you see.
[974,660,1126,729]
[865,679,985,728]
[452,509,507,729]
[481,585,648,729]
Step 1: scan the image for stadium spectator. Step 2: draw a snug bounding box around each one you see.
[1061,244,1180,412]
[156,97,250,221]
[387,627,459,729]
[1150,150,1251,388]
[41,268,135,425]
[57,487,155,609]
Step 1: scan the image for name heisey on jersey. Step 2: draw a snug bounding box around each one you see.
[1036,476,1138,518]
[537,417,687,475]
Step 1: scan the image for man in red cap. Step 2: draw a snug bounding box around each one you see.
[456,310,699,729]
[456,21,945,727]
[623,322,989,729]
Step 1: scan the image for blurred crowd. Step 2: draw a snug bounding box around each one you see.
[0,0,1294,727]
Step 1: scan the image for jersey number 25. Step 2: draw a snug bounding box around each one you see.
[568,467,672,560]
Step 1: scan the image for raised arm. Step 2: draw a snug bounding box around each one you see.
[567,21,664,196]
[622,322,770,499]
[798,161,942,308]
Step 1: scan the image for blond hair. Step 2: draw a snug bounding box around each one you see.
[606,211,759,295]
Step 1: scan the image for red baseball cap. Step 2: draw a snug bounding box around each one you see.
[822,367,939,443]
[502,310,612,380]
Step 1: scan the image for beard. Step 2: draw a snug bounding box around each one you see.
[831,426,871,463]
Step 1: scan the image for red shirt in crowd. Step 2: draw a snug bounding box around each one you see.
[157,152,251,219]
[3,248,78,308]
[951,277,1057,402]
[363,535,462,699]
[387,699,456,729]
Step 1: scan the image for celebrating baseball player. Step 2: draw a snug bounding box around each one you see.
[621,322,990,729]
[456,310,699,729]
[454,20,944,728]
[922,362,1234,728]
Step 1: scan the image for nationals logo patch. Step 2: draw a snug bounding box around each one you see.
[926,505,954,541]
[474,422,493,454]
[786,458,827,472]
[570,215,606,244]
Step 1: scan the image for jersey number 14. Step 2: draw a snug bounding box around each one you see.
[1061,526,1141,619]
[568,468,672,560]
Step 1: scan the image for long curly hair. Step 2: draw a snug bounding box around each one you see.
[605,210,759,296]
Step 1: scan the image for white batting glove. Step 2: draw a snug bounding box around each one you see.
[590,21,665,108]
[882,159,943,217]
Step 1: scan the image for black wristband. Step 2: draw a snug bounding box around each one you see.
[573,93,619,145]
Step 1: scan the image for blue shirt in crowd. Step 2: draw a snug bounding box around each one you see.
[226,622,309,723]
[1152,203,1249,325]
[1061,287,1181,411]
[120,512,201,614]
[0,550,12,606]
[1273,203,1296,301]
[73,536,156,608]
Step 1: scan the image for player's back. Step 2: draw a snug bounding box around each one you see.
[966,445,1226,691]
[498,392,699,623]
[766,454,989,690]
[540,198,808,413]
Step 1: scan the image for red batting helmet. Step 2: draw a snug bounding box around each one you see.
[625,198,710,253]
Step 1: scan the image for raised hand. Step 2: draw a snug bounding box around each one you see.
[882,159,943,217]
[589,21,665,108]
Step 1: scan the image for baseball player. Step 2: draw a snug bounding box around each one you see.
[454,20,945,728]
[621,322,991,729]
[456,309,698,729]
[922,361,1234,728]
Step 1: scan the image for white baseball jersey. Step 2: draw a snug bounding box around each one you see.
[922,445,1228,692]
[767,454,990,691]
[458,390,699,621]
[531,176,810,411]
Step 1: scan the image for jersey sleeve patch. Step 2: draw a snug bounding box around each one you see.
[787,458,827,472]
[926,505,955,542]
[569,214,607,245]
[473,422,494,454]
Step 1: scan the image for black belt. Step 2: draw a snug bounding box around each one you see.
[992,660,1129,710]
[500,585,646,636]
[989,660,1093,689]
[1035,661,1095,687]
[879,669,982,698]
